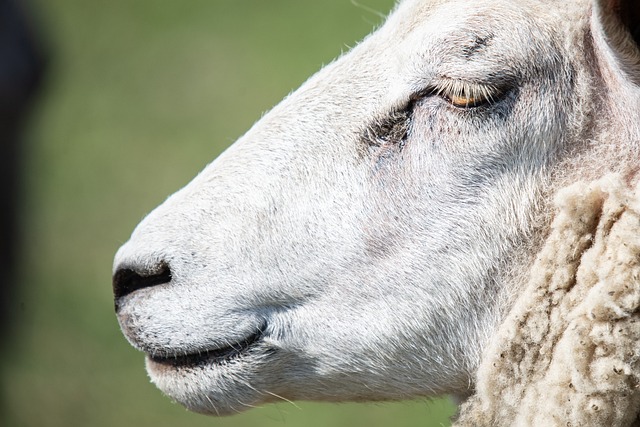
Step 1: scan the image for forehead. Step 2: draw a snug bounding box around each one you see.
[392,0,588,29]
[382,0,589,77]
[387,0,589,50]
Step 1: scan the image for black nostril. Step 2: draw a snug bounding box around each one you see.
[113,262,172,303]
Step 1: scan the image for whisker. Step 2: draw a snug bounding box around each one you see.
[350,0,386,19]
[262,390,302,410]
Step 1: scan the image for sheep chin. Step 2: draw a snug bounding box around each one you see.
[144,342,273,416]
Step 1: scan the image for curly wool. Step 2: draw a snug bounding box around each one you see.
[454,175,640,427]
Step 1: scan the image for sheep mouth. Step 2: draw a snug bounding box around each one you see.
[148,329,264,368]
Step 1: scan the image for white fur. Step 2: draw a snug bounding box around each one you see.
[113,0,640,416]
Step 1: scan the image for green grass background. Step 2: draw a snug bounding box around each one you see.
[2,0,456,425]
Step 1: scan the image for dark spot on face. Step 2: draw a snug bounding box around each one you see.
[461,33,495,59]
[361,108,412,149]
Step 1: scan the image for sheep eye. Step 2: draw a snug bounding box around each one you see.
[434,79,500,109]
[444,90,487,108]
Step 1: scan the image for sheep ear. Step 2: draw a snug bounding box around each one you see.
[593,0,640,50]
[592,0,640,79]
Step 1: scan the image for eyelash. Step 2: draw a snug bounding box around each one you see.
[430,79,503,109]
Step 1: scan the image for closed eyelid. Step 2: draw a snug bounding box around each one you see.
[423,77,506,108]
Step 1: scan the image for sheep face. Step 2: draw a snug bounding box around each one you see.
[113,0,640,415]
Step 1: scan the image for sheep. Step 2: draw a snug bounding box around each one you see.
[112,0,640,423]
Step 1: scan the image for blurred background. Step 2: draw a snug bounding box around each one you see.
[1,0,456,426]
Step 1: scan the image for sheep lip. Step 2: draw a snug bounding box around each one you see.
[148,329,264,368]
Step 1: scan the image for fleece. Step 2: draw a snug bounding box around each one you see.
[454,175,640,427]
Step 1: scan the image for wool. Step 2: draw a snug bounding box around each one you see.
[455,175,640,427]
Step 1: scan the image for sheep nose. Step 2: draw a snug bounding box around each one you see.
[112,262,172,309]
